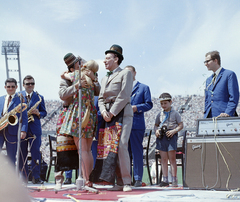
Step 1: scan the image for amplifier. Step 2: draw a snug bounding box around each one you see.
[197,117,240,136]
[184,136,240,190]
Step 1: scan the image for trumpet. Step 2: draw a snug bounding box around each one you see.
[0,103,27,131]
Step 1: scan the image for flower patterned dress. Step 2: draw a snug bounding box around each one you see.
[59,70,97,138]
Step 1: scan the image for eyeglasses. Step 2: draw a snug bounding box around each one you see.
[24,82,35,86]
[6,85,16,88]
[204,59,213,64]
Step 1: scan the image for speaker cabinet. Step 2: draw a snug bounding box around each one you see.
[185,136,240,190]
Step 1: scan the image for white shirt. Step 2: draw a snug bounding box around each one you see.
[214,67,222,79]
[26,92,33,98]
[133,80,137,89]
[26,92,33,103]
[3,93,16,114]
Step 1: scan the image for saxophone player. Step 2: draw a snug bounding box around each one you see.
[0,78,28,168]
[19,75,47,184]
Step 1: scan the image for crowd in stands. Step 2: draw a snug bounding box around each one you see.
[41,95,205,133]
[41,100,62,131]
[39,95,240,165]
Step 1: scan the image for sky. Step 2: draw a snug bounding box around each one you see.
[1,0,240,100]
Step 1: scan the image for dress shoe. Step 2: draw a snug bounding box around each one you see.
[55,183,62,190]
[159,181,169,187]
[107,185,123,191]
[134,180,142,187]
[172,179,178,187]
[32,178,44,184]
[63,178,72,184]
[123,185,132,192]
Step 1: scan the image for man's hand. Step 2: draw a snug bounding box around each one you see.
[103,111,111,122]
[166,130,177,138]
[102,111,113,122]
[217,113,230,118]
[84,69,95,81]
[109,112,114,119]
[60,71,68,79]
[31,108,40,117]
[75,78,87,89]
[21,131,26,139]
[132,105,138,113]
[155,129,160,138]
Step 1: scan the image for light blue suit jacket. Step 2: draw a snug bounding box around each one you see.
[0,93,28,135]
[131,81,153,130]
[204,68,239,118]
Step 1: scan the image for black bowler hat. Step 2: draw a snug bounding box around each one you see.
[105,44,124,61]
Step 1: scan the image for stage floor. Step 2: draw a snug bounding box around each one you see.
[28,182,240,202]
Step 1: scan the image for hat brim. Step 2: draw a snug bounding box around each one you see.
[105,50,124,60]
[74,56,82,63]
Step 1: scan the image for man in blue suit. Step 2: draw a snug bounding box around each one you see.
[20,75,47,184]
[125,66,153,187]
[0,78,28,167]
[204,51,239,118]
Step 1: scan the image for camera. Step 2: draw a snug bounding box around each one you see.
[157,125,168,140]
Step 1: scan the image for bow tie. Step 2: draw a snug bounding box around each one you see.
[106,71,113,77]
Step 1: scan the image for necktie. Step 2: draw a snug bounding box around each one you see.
[26,95,31,108]
[7,95,12,107]
[27,95,31,103]
[106,71,113,77]
[212,73,216,85]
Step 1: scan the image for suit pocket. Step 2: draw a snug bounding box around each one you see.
[111,80,122,92]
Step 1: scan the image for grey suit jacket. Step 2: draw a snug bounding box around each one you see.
[59,78,76,106]
[98,67,133,118]
[98,66,133,184]
[59,78,100,106]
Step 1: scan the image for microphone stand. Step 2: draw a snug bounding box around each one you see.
[55,59,98,194]
[16,93,23,175]
[76,59,84,190]
[17,93,41,192]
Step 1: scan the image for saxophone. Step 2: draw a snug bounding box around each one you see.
[0,103,28,131]
[28,93,42,123]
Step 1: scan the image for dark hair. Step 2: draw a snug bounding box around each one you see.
[114,54,123,65]
[159,92,172,102]
[68,64,74,72]
[23,75,34,84]
[205,51,221,66]
[125,65,136,72]
[5,78,17,86]
[68,59,81,72]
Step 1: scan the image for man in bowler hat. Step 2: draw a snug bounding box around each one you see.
[98,44,133,192]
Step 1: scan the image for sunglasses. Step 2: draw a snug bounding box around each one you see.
[204,59,213,64]
[6,85,16,88]
[24,82,35,86]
